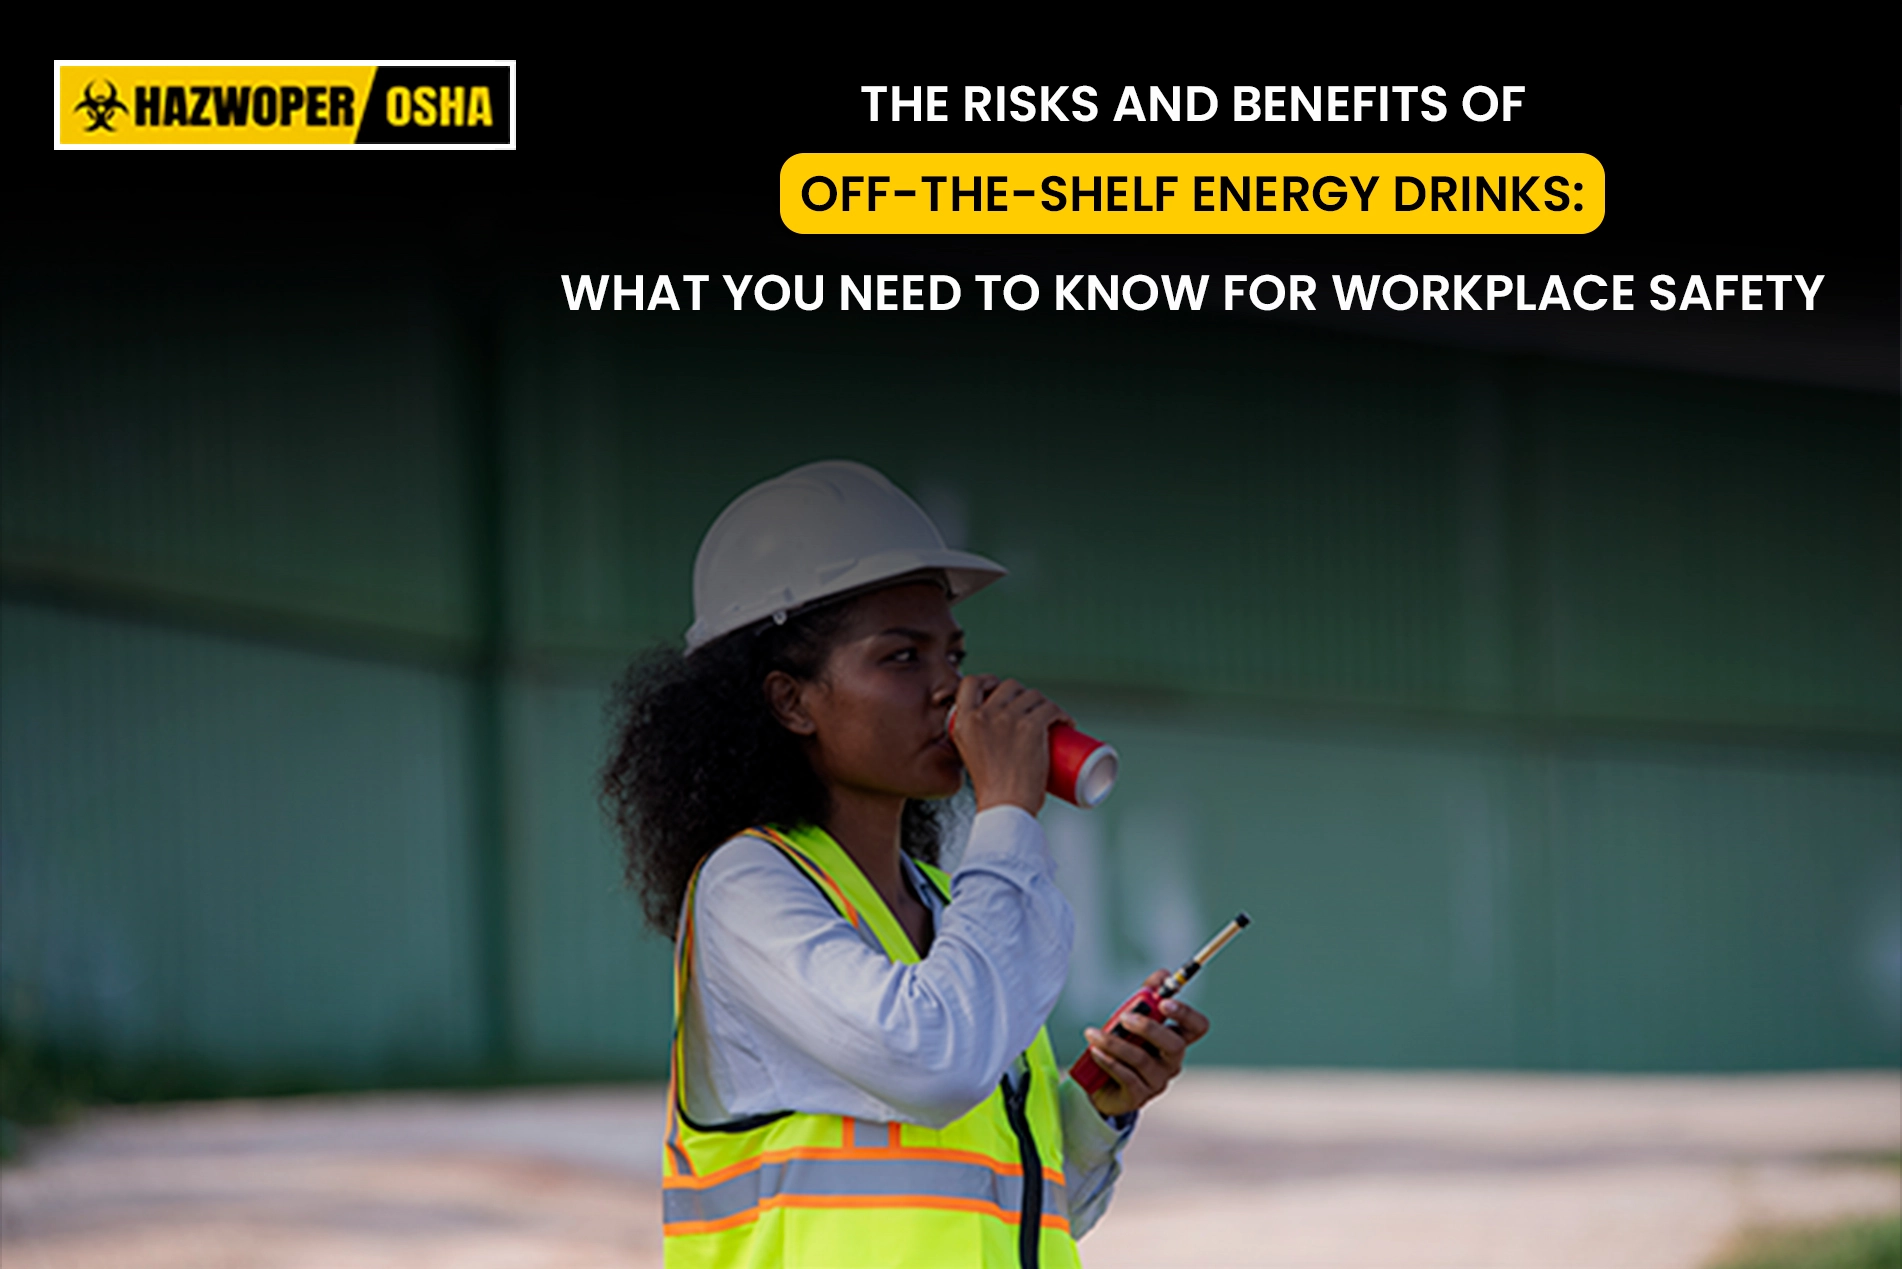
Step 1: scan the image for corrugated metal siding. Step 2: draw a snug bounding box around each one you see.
[1036,712,1524,1069]
[1544,745,1902,1068]
[506,674,672,1073]
[501,313,1897,728]
[1531,366,1900,730]
[503,316,1477,712]
[1037,704,1901,1071]
[2,279,1895,1082]
[0,602,483,1076]
[1,279,474,642]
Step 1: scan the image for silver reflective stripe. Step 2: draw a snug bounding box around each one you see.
[844,1116,882,1149]
[665,1155,1069,1228]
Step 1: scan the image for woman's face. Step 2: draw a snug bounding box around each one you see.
[773,581,967,802]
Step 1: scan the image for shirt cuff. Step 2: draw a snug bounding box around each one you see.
[959,803,1048,868]
[1060,1075,1136,1157]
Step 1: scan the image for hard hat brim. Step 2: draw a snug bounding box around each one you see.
[684,547,1006,651]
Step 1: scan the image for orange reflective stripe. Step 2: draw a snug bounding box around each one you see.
[667,863,707,1181]
[664,1208,765,1238]
[742,827,862,927]
[666,1136,694,1178]
[665,823,1081,1267]
[667,830,866,1189]
[663,1070,693,1180]
[662,1143,1064,1191]
[663,1147,1074,1238]
[665,1193,1074,1237]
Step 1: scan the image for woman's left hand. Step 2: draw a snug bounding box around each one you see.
[1082,969,1212,1118]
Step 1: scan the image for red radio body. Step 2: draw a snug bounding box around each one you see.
[1067,985,1168,1094]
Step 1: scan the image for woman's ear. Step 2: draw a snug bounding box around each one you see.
[764,670,818,735]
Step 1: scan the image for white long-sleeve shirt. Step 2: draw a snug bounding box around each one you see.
[678,804,1134,1238]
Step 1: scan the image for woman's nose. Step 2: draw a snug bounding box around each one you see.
[931,664,961,704]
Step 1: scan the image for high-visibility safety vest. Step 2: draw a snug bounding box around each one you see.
[664,823,1084,1268]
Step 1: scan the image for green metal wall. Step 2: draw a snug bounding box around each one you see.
[0,602,484,1077]
[1037,712,1900,1070]
[3,272,1896,1085]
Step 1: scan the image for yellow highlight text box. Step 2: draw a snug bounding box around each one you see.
[781,154,1605,234]
[58,65,377,145]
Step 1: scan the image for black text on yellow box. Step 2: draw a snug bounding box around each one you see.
[781,154,1605,234]
[55,63,512,147]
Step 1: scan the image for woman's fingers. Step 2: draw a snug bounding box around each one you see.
[1011,684,1071,729]
[1085,1028,1162,1101]
[954,674,1000,711]
[1083,973,1216,1115]
[1160,997,1211,1045]
[961,676,1065,719]
[1022,695,1064,724]
[1115,1011,1189,1065]
[987,680,1044,716]
[1091,1021,1174,1086]
[953,677,1065,815]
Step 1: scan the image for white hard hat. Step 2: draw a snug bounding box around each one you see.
[685,460,1008,651]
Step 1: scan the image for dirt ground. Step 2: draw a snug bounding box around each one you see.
[2,1070,1896,1268]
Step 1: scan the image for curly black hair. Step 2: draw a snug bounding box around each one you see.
[601,598,947,937]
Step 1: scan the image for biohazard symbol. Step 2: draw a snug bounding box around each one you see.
[74,80,129,132]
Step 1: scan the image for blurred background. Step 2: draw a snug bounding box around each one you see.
[6,40,1901,1264]
[3,264,1896,1101]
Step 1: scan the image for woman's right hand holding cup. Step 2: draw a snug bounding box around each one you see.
[951,675,1070,816]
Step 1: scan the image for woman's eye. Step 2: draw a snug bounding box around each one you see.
[889,648,918,663]
[948,649,967,667]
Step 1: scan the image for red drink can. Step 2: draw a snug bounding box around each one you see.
[1047,721,1118,808]
[946,707,1119,808]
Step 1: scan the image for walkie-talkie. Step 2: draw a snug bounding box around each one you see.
[1069,913,1250,1094]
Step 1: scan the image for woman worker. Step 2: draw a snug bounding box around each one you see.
[602,460,1211,1267]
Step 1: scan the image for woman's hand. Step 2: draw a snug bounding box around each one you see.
[1083,969,1212,1118]
[950,674,1070,816]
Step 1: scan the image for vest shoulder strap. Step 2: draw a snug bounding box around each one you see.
[916,857,952,904]
[738,825,862,927]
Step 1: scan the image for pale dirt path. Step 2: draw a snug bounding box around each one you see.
[1086,1071,1901,1269]
[2,1071,1896,1268]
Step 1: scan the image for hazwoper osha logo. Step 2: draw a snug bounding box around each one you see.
[55,61,514,148]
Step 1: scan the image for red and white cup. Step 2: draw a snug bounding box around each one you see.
[947,706,1119,809]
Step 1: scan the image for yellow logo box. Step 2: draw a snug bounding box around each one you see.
[56,63,513,147]
[782,154,1605,234]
